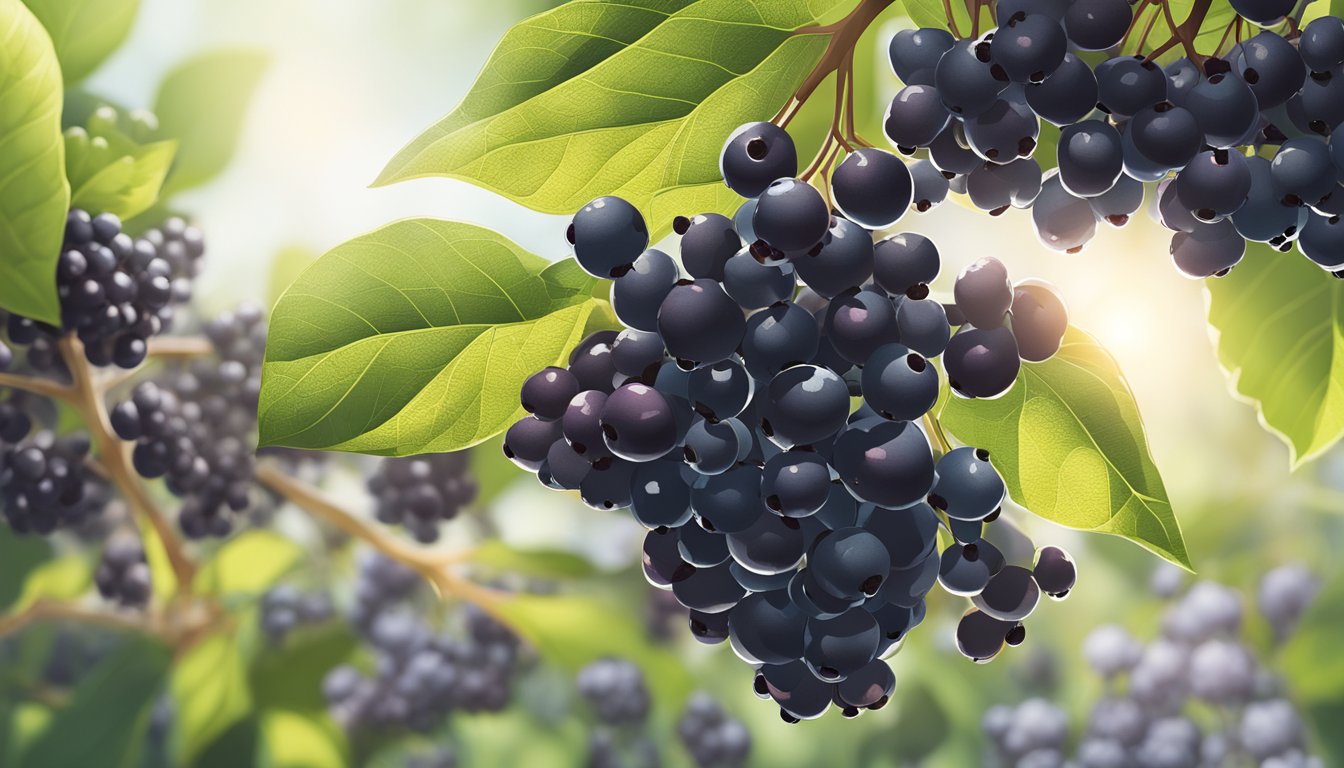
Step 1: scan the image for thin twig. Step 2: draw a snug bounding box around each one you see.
[254,463,494,606]
[58,336,196,587]
[942,0,963,38]
[0,372,75,402]
[0,599,149,638]
[146,336,213,359]
[922,413,954,456]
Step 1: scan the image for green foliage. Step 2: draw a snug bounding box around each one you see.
[1207,245,1344,468]
[0,529,53,612]
[493,593,694,704]
[10,557,91,611]
[0,0,69,326]
[900,0,992,37]
[470,540,599,579]
[153,49,269,196]
[15,637,170,768]
[940,328,1190,570]
[376,0,849,235]
[250,624,359,712]
[194,530,303,598]
[1280,570,1344,764]
[257,711,347,768]
[65,109,177,221]
[258,221,607,455]
[171,632,252,766]
[20,0,139,83]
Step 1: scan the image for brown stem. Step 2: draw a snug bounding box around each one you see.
[0,372,75,402]
[1161,0,1214,62]
[146,336,213,360]
[791,0,899,116]
[253,463,498,610]
[942,0,964,38]
[0,599,154,638]
[58,337,196,588]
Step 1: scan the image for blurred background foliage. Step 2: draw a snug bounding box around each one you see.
[1,0,1343,766]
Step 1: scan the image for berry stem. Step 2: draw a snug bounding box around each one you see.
[942,0,964,38]
[922,412,954,457]
[1159,0,1214,63]
[0,372,75,403]
[57,336,197,589]
[146,336,213,360]
[789,0,899,124]
[253,463,505,614]
[0,598,151,638]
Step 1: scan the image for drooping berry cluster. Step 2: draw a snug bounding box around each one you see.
[322,551,522,732]
[982,563,1323,768]
[368,452,478,543]
[884,7,1344,277]
[93,530,153,608]
[504,124,1077,719]
[258,583,334,644]
[111,304,267,537]
[4,211,201,369]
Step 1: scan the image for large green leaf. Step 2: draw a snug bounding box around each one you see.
[16,637,170,768]
[258,220,605,455]
[1206,245,1344,467]
[376,0,852,232]
[257,711,346,768]
[0,528,52,612]
[249,624,358,712]
[939,328,1190,570]
[65,111,177,221]
[0,0,69,326]
[153,49,268,196]
[171,633,252,766]
[194,530,303,598]
[20,0,139,83]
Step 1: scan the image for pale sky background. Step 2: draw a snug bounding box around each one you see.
[85,0,1306,549]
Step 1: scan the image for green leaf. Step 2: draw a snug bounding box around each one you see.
[194,530,302,598]
[257,711,346,768]
[376,0,851,233]
[20,0,139,83]
[11,556,90,610]
[193,718,259,768]
[64,112,178,221]
[0,528,53,611]
[939,328,1190,570]
[470,540,599,579]
[171,633,251,766]
[250,624,358,712]
[17,638,170,768]
[1207,244,1344,467]
[258,220,606,455]
[153,49,268,196]
[492,593,693,704]
[0,0,69,326]
[900,0,991,37]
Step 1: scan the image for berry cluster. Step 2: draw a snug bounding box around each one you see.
[111,304,267,537]
[368,452,478,543]
[4,211,201,369]
[93,530,152,608]
[677,692,752,768]
[504,123,1077,719]
[884,8,1344,277]
[322,552,521,732]
[0,421,105,535]
[258,583,334,644]
[578,658,661,768]
[982,564,1323,768]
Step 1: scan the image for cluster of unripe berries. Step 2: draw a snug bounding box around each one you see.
[5,211,201,369]
[882,3,1344,277]
[502,121,1077,719]
[983,563,1323,768]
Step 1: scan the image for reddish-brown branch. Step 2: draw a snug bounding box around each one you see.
[788,0,899,121]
